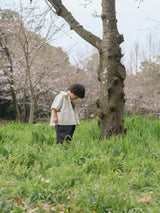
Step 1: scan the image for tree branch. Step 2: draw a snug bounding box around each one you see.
[47,0,102,51]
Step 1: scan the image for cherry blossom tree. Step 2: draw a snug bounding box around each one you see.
[0,5,70,123]
[0,10,21,120]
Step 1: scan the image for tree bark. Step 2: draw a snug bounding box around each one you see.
[10,84,20,121]
[97,0,126,137]
[47,0,126,138]
[28,87,35,124]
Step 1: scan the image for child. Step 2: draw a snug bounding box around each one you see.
[50,83,85,144]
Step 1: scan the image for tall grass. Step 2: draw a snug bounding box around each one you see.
[0,116,160,212]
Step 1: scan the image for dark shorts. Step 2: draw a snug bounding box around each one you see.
[55,125,76,144]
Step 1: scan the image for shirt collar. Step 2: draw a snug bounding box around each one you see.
[60,91,69,96]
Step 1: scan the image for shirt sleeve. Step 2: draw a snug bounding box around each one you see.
[51,93,63,111]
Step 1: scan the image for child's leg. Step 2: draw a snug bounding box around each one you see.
[55,125,65,144]
[70,125,76,139]
[55,125,75,144]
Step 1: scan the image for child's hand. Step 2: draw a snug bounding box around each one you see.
[53,116,58,123]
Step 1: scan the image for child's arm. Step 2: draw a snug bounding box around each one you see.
[52,108,58,123]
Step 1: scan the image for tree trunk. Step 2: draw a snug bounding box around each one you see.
[97,0,126,137]
[28,89,35,124]
[21,87,28,122]
[10,86,20,121]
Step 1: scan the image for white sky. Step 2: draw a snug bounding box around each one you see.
[1,0,160,63]
[116,0,160,54]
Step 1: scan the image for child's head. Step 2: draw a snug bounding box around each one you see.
[68,83,85,99]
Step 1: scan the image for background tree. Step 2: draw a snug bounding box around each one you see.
[14,4,61,124]
[0,0,71,123]
[124,33,160,118]
[0,10,20,120]
[0,5,74,123]
[129,41,141,74]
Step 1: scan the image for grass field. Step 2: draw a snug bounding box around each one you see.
[0,115,160,212]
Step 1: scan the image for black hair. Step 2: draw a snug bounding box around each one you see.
[68,83,85,98]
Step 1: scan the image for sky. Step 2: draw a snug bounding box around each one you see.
[1,0,160,63]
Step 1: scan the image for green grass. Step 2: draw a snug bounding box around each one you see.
[0,116,160,212]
